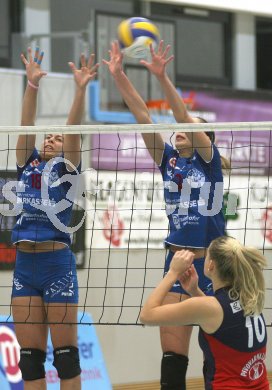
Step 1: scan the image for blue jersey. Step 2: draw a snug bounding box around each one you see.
[159,143,225,248]
[199,288,269,389]
[11,149,81,246]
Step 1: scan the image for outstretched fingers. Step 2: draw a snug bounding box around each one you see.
[157,40,164,55]
[39,69,47,78]
[21,46,34,65]
[102,58,109,66]
[162,44,171,59]
[151,40,174,62]
[33,47,39,63]
[149,42,155,57]
[23,47,45,67]
[91,62,99,75]
[80,53,87,68]
[37,50,44,65]
[87,54,99,75]
[165,54,174,65]
[68,61,77,73]
[139,59,150,69]
[27,47,33,62]
[21,53,28,66]
[87,53,95,68]
[112,40,119,54]
[102,50,112,66]
[78,53,99,75]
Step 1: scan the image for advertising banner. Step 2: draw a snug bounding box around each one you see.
[85,169,272,250]
[0,313,112,389]
[85,170,168,249]
[224,175,272,249]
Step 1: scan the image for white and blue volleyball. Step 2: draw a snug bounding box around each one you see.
[118,17,159,58]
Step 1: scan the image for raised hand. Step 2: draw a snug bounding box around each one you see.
[21,47,47,86]
[170,250,195,278]
[179,264,199,296]
[102,41,124,77]
[140,40,174,79]
[69,53,99,89]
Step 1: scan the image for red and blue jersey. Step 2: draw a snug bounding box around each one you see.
[199,288,269,389]
[12,149,81,246]
[159,143,225,248]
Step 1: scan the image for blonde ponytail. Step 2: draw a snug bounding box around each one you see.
[208,236,267,316]
[220,155,231,172]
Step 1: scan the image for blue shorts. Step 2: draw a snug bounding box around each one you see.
[12,248,78,303]
[164,251,213,296]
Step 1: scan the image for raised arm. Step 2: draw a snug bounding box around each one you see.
[140,250,211,326]
[103,41,164,166]
[17,47,47,166]
[140,250,221,333]
[178,264,205,297]
[64,53,99,169]
[141,41,213,162]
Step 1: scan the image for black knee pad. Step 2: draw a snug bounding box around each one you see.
[161,351,189,390]
[18,348,46,381]
[53,346,81,380]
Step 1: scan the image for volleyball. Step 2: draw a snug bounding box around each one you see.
[117,17,159,58]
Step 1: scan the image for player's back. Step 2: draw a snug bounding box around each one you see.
[199,287,269,390]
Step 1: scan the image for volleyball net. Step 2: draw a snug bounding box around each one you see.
[0,122,271,325]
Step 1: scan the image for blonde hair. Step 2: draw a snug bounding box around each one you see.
[220,155,231,171]
[208,236,267,316]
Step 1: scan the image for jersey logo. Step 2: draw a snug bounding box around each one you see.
[172,214,181,229]
[169,157,177,168]
[241,353,266,380]
[173,173,183,191]
[249,362,264,380]
[166,169,173,179]
[13,278,24,291]
[47,170,59,187]
[230,300,242,313]
[30,159,40,167]
[23,169,32,177]
[186,168,205,188]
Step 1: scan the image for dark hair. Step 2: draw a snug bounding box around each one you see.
[205,131,215,143]
[194,116,215,144]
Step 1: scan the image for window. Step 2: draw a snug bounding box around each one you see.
[150,3,232,86]
[256,19,272,90]
[0,0,21,67]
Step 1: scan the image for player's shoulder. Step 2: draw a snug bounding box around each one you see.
[191,296,224,333]
[159,143,178,170]
[164,142,176,155]
[17,148,41,171]
[190,296,222,313]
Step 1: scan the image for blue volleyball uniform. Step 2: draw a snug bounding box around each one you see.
[12,248,78,303]
[199,288,269,389]
[160,142,225,295]
[12,148,81,246]
[164,252,213,295]
[11,149,81,303]
[159,143,225,249]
